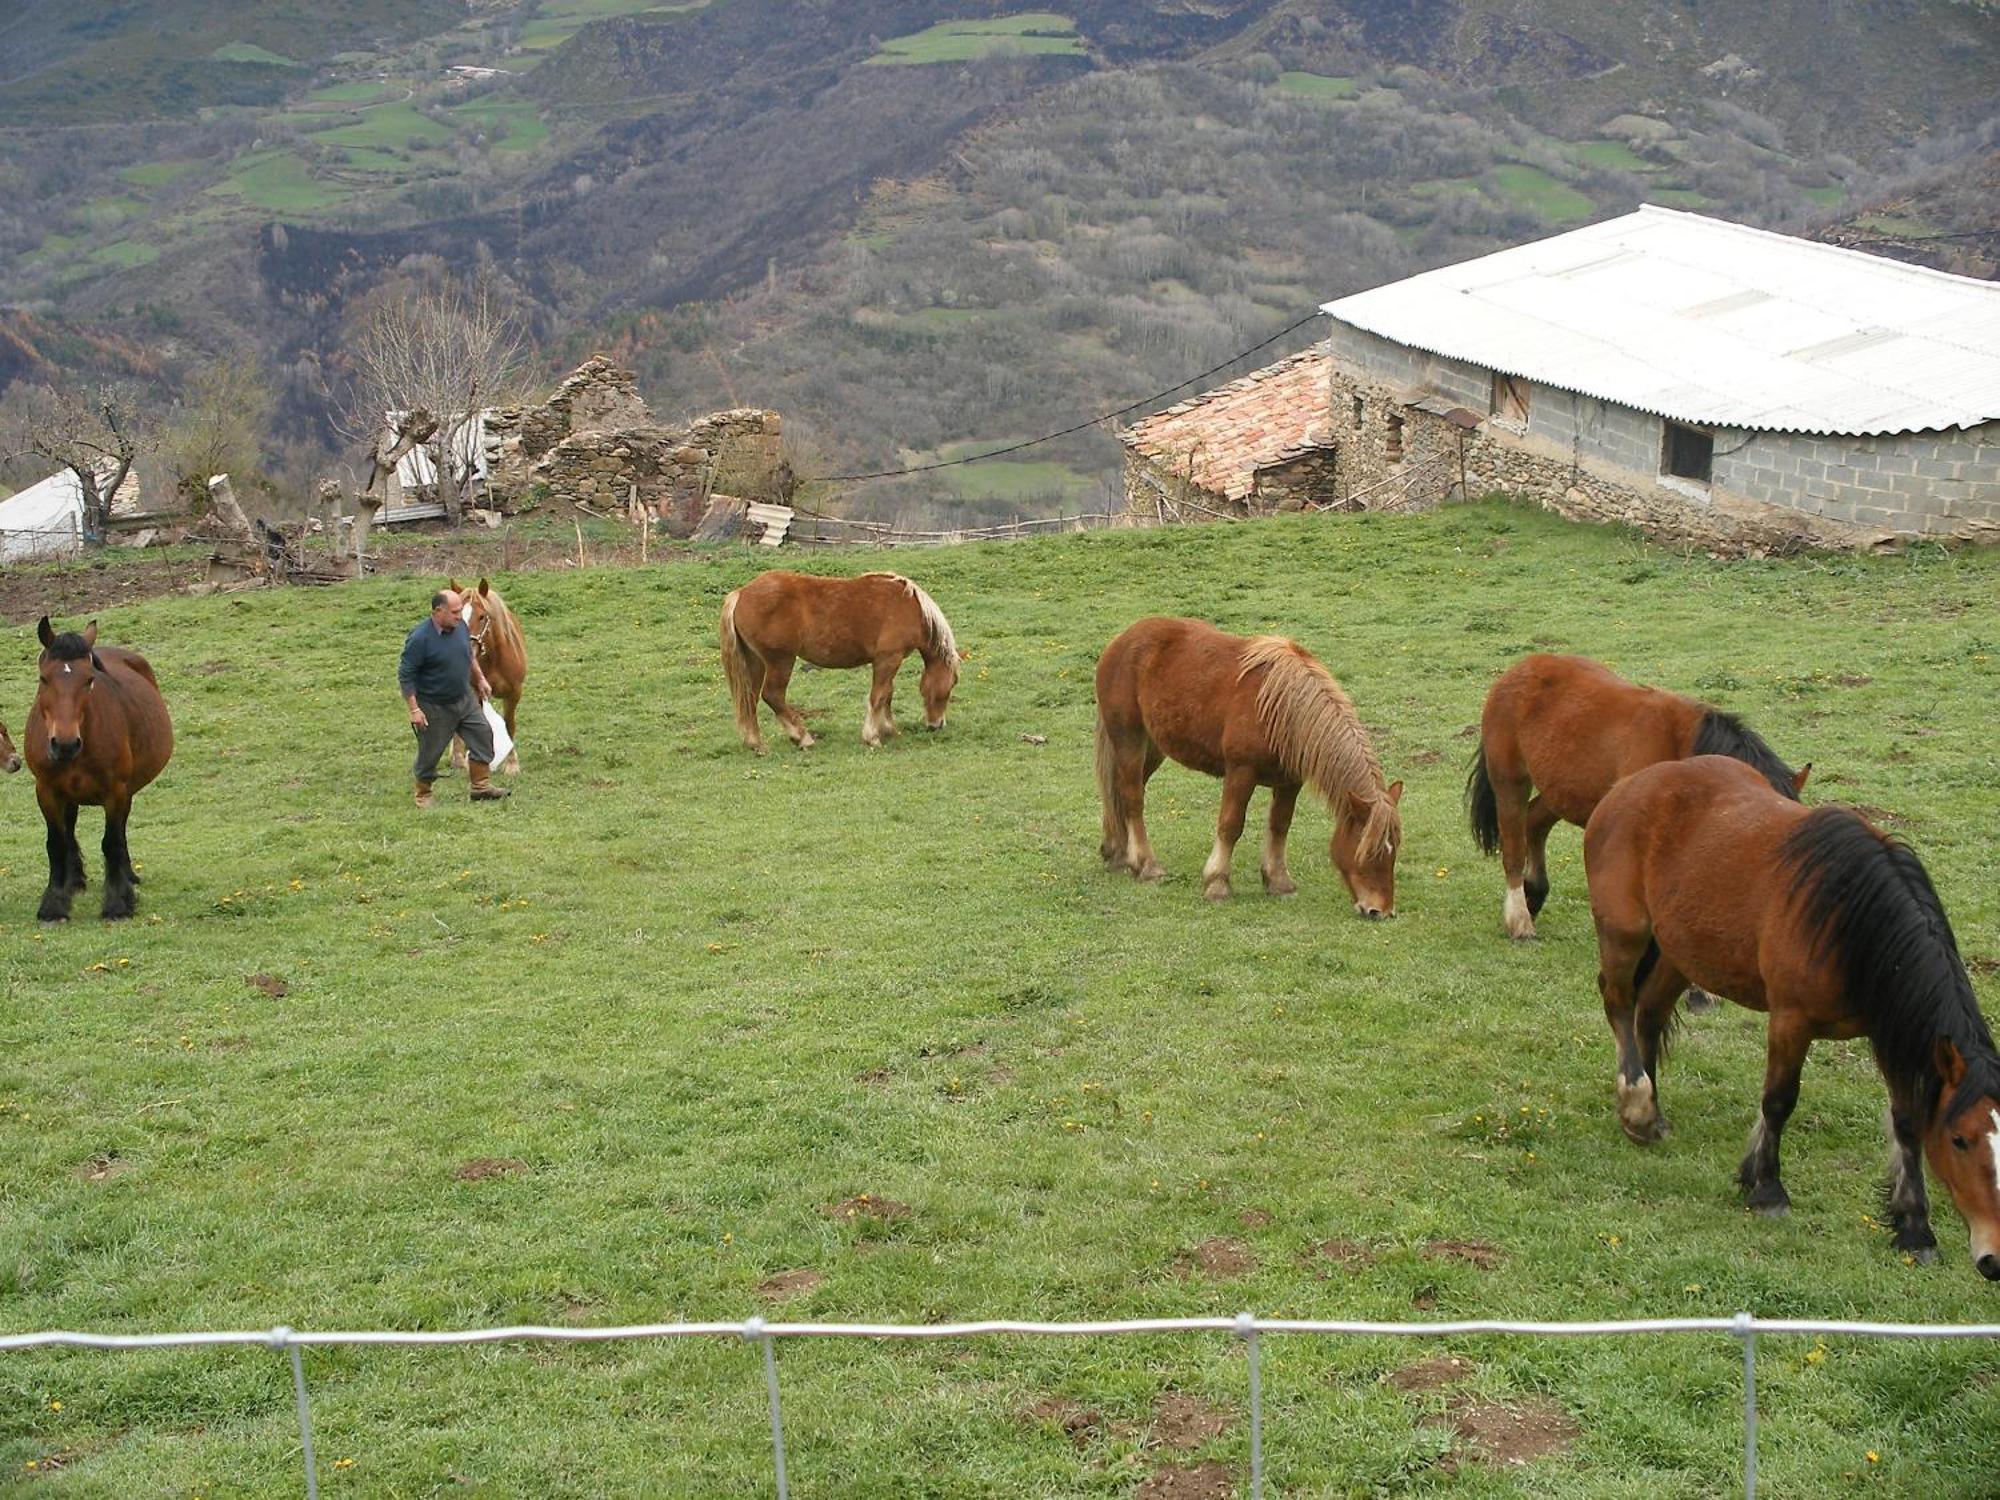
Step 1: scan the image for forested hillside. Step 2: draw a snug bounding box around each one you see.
[1,0,1995,519]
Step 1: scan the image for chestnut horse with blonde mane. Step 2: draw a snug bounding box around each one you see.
[1095,617,1403,913]
[1468,653,1807,939]
[26,617,173,921]
[721,570,961,751]
[1586,756,2000,1278]
[449,577,527,774]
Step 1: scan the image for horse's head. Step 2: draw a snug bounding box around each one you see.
[461,578,499,646]
[1331,779,1404,919]
[34,615,100,764]
[919,647,963,731]
[1930,1039,2000,1281]
[0,718,20,774]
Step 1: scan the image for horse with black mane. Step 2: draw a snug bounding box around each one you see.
[1095,617,1403,913]
[1586,755,2000,1278]
[1467,653,1808,939]
[25,617,173,921]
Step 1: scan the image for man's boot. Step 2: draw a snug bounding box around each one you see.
[414,779,436,809]
[469,762,511,801]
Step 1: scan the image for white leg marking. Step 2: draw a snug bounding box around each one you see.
[1502,883,1534,939]
[1202,836,1232,899]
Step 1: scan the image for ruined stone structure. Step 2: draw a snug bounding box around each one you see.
[482,356,784,536]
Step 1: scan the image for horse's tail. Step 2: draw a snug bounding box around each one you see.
[720,590,763,743]
[1466,742,1501,856]
[1095,706,1124,828]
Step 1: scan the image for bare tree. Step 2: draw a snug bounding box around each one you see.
[1,382,143,542]
[340,276,532,522]
[158,354,274,510]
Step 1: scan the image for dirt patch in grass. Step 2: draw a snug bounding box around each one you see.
[1024,1396,1104,1446]
[1134,1459,1235,1498]
[1302,1238,1376,1273]
[0,556,209,625]
[1150,1393,1233,1450]
[1966,955,1999,978]
[1848,803,1916,828]
[1174,1236,1256,1279]
[1407,748,1444,765]
[1387,1354,1476,1393]
[248,972,289,997]
[455,1156,527,1181]
[1238,1207,1273,1229]
[757,1268,825,1301]
[76,1152,133,1183]
[856,1067,894,1087]
[822,1193,911,1222]
[1425,1238,1502,1269]
[1834,672,1873,687]
[1427,1393,1579,1471]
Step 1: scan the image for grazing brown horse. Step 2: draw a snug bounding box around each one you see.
[1468,653,1807,939]
[449,577,527,775]
[1094,617,1404,913]
[26,617,174,921]
[1586,755,2000,1278]
[0,718,20,774]
[721,570,961,751]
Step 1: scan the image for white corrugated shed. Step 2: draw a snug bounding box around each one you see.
[0,471,85,562]
[1321,206,2000,436]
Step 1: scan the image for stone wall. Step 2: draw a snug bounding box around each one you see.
[1322,321,2000,551]
[1122,447,1340,520]
[482,356,784,536]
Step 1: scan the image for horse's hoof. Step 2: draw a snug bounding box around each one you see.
[503,756,521,776]
[37,897,70,923]
[797,735,817,749]
[1203,883,1232,901]
[1620,1117,1666,1146]
[1905,1245,1938,1265]
[1262,874,1297,896]
[1135,864,1165,884]
[1744,1185,1790,1217]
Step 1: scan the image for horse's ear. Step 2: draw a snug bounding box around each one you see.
[82,619,97,647]
[1792,763,1812,794]
[448,577,461,594]
[957,647,968,662]
[1936,1038,1967,1091]
[1385,779,1405,806]
[37,616,54,648]
[478,577,491,598]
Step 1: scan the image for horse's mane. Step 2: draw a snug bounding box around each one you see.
[1693,709,1801,800]
[475,588,524,657]
[864,572,958,666]
[1239,636,1394,851]
[1784,807,2000,1119]
[42,632,93,662]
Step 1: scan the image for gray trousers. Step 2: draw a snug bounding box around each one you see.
[412,689,494,782]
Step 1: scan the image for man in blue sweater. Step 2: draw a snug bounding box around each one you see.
[399,587,509,807]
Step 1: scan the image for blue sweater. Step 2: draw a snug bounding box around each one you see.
[398,621,474,702]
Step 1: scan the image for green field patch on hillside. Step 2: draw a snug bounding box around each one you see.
[868,13,1083,65]
[1568,140,1657,173]
[206,151,350,213]
[210,41,303,66]
[519,0,708,49]
[1489,164,1595,223]
[1410,177,1484,200]
[1801,184,1848,208]
[89,240,161,269]
[307,79,399,104]
[338,146,414,174]
[1276,71,1357,101]
[118,160,201,189]
[943,459,1096,506]
[448,96,550,152]
[78,195,147,226]
[854,307,993,339]
[1648,188,1715,210]
[1856,212,1930,236]
[314,100,455,150]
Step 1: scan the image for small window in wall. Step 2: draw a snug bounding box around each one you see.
[1662,421,1714,483]
[1351,394,1365,429]
[1491,372,1531,426]
[1385,413,1405,463]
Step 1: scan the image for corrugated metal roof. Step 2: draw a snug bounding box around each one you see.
[1320,206,2000,436]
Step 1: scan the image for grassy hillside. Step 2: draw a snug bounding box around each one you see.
[3,505,1998,1495]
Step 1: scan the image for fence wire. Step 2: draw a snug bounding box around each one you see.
[8,1313,1999,1499]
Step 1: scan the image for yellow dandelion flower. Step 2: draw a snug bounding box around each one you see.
[1866,1451,1879,1464]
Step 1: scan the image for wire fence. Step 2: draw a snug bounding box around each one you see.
[9,1312,1999,1498]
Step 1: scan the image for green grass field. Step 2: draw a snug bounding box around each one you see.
[868,13,1084,66]
[312,100,454,151]
[1487,166,1596,224]
[1567,141,1656,174]
[1276,72,1358,102]
[446,96,550,153]
[205,151,350,213]
[3,505,1999,1496]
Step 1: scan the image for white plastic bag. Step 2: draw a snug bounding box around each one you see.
[482,700,514,768]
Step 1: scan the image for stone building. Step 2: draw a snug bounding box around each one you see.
[1129,208,2000,553]
[1119,350,1338,520]
[383,357,785,536]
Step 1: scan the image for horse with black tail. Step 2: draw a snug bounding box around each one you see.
[26,617,173,921]
[1095,617,1403,913]
[1585,755,2000,1279]
[1467,653,1808,939]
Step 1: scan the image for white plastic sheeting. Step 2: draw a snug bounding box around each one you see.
[1322,206,2000,436]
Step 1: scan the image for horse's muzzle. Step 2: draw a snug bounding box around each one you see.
[1978,1252,2000,1282]
[48,737,82,763]
[0,753,20,774]
[1356,904,1390,921]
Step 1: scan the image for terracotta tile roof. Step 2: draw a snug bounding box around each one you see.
[1121,348,1333,501]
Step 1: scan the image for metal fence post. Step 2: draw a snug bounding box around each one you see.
[744,1317,790,1500]
[1733,1311,1757,1500]
[1234,1312,1264,1500]
[269,1327,320,1500]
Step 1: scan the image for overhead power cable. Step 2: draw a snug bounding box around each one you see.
[813,309,1326,484]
